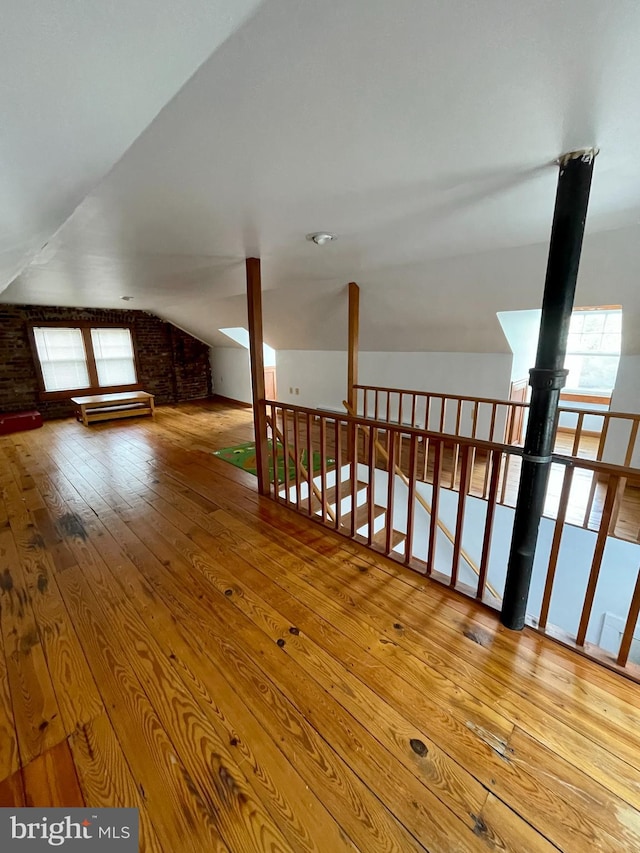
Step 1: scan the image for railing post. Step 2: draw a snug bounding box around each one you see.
[501,149,598,631]
[347,281,360,478]
[347,282,360,414]
[246,257,270,496]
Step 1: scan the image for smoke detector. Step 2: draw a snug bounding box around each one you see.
[306,232,337,245]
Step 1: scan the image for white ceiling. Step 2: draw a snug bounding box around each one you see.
[0,0,264,291]
[4,0,640,353]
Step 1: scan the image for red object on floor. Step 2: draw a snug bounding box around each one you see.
[0,410,43,435]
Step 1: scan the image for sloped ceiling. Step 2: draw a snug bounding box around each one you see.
[4,0,640,353]
[0,0,264,291]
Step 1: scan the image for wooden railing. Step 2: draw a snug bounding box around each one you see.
[354,383,640,463]
[263,400,640,680]
[354,384,640,538]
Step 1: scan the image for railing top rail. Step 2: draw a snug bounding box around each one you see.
[264,399,640,480]
[265,399,523,455]
[353,383,640,421]
[551,451,640,479]
[353,384,529,409]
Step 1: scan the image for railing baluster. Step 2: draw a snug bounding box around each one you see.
[375,389,380,420]
[367,424,376,546]
[499,454,511,505]
[425,395,432,431]
[411,394,417,428]
[439,398,446,433]
[319,415,328,525]
[576,475,619,647]
[306,412,313,515]
[350,423,358,538]
[386,390,391,424]
[451,444,472,588]
[293,411,301,511]
[404,435,418,566]
[489,403,497,442]
[270,404,279,501]
[385,431,397,556]
[625,419,639,467]
[583,416,611,528]
[595,414,610,462]
[334,417,342,531]
[282,409,291,505]
[421,435,430,483]
[617,567,640,667]
[477,449,501,600]
[572,412,585,456]
[503,405,513,444]
[450,400,463,488]
[539,465,574,630]
[427,440,442,576]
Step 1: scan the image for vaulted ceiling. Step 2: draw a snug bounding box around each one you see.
[3,0,640,352]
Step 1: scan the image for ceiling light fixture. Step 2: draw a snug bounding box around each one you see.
[306,232,337,245]
[121,296,134,301]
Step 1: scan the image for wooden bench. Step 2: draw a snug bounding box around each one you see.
[71,391,155,426]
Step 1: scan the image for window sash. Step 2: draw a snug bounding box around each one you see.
[91,328,137,386]
[32,324,138,395]
[33,328,91,392]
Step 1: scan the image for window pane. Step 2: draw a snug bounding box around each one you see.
[566,333,581,353]
[601,333,621,354]
[605,312,622,333]
[33,328,90,392]
[90,328,136,386]
[577,355,620,391]
[579,332,603,352]
[569,313,584,334]
[582,313,606,333]
[564,354,583,388]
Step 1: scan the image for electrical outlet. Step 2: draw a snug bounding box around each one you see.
[295,388,300,395]
[289,386,293,394]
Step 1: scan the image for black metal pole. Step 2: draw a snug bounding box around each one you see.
[501,148,598,631]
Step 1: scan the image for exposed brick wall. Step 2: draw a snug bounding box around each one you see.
[0,304,212,419]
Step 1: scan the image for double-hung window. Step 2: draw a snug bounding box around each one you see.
[31,325,138,396]
[564,308,622,395]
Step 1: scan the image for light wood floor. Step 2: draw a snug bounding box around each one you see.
[1,399,640,852]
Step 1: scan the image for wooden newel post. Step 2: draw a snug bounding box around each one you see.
[501,149,598,630]
[347,282,360,464]
[246,257,270,496]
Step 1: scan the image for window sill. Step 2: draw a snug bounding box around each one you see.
[38,383,143,402]
[560,391,612,406]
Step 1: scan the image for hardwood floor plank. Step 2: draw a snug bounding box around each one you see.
[59,492,422,851]
[1,479,103,738]
[70,713,165,853]
[54,567,230,853]
[61,526,358,853]
[0,767,25,806]
[3,402,640,853]
[0,527,66,766]
[123,507,493,851]
[22,740,85,807]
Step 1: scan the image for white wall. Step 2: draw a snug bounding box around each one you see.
[360,352,511,398]
[210,346,252,405]
[274,350,512,412]
[607,355,640,466]
[275,351,347,409]
[497,309,541,382]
